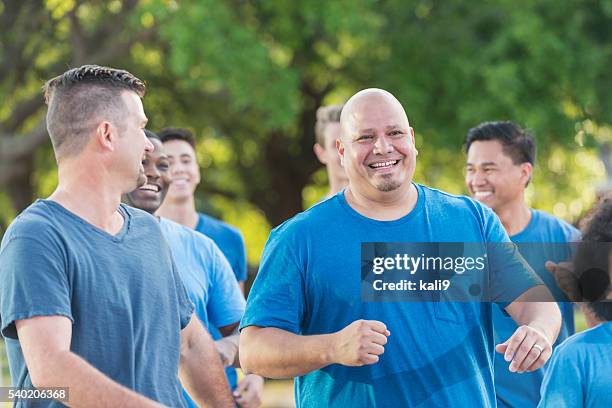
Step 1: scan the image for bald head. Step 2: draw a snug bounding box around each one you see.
[340,88,410,140]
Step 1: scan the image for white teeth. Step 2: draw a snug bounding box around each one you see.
[370,160,398,168]
[474,191,492,198]
[140,184,159,192]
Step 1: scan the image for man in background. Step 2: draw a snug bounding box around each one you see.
[464,121,579,408]
[155,127,264,407]
[123,130,251,407]
[313,104,349,198]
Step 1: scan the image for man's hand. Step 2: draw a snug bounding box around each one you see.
[545,261,581,302]
[233,374,264,408]
[495,324,552,373]
[330,320,390,366]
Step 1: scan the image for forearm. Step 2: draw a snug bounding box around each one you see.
[179,327,234,407]
[215,334,240,367]
[507,287,562,343]
[35,350,162,408]
[240,327,335,379]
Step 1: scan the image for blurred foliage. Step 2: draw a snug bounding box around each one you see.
[1,0,611,265]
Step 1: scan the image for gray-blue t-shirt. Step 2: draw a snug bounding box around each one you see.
[0,200,194,407]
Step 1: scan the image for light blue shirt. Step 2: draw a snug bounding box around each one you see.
[159,217,245,406]
[538,322,612,408]
[196,213,247,282]
[241,184,541,407]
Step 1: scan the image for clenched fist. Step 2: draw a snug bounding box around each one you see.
[330,320,390,366]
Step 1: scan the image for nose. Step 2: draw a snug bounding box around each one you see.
[144,136,154,152]
[373,135,394,154]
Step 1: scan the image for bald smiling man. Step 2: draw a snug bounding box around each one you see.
[239,89,561,408]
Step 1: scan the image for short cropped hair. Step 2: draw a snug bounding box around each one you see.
[464,121,536,166]
[43,65,145,160]
[574,197,612,320]
[315,104,343,146]
[158,127,196,149]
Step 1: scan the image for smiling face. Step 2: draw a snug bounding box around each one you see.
[338,91,416,198]
[124,137,171,214]
[465,140,531,212]
[162,139,201,201]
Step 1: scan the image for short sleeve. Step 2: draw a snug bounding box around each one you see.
[0,237,73,339]
[538,346,584,408]
[207,245,245,328]
[240,230,305,334]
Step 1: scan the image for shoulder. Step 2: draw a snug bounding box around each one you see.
[552,325,605,361]
[2,201,64,247]
[198,212,243,241]
[269,195,338,240]
[160,217,218,253]
[531,209,580,240]
[418,184,499,223]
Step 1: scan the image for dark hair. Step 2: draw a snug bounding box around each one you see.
[144,129,160,140]
[574,197,612,321]
[43,65,146,160]
[315,104,343,146]
[464,121,536,166]
[158,127,196,149]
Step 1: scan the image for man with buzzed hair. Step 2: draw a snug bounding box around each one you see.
[313,104,348,198]
[240,88,562,407]
[0,65,234,407]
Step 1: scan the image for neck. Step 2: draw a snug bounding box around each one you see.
[345,182,418,221]
[156,194,199,229]
[326,178,349,198]
[49,161,123,233]
[495,198,531,236]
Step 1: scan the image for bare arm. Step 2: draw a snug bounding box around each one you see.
[16,316,163,408]
[179,316,234,407]
[497,286,562,373]
[240,320,390,379]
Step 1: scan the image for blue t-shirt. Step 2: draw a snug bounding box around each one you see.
[196,212,247,282]
[538,321,612,408]
[195,212,247,389]
[494,209,580,408]
[0,200,194,408]
[159,217,246,401]
[241,184,541,408]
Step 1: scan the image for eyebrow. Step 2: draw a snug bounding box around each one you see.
[465,161,498,167]
[358,125,405,133]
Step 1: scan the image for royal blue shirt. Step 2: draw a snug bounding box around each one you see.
[0,201,194,407]
[494,209,580,408]
[159,217,245,406]
[241,184,541,407]
[538,322,612,408]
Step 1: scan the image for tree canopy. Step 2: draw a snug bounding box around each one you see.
[1,0,610,264]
